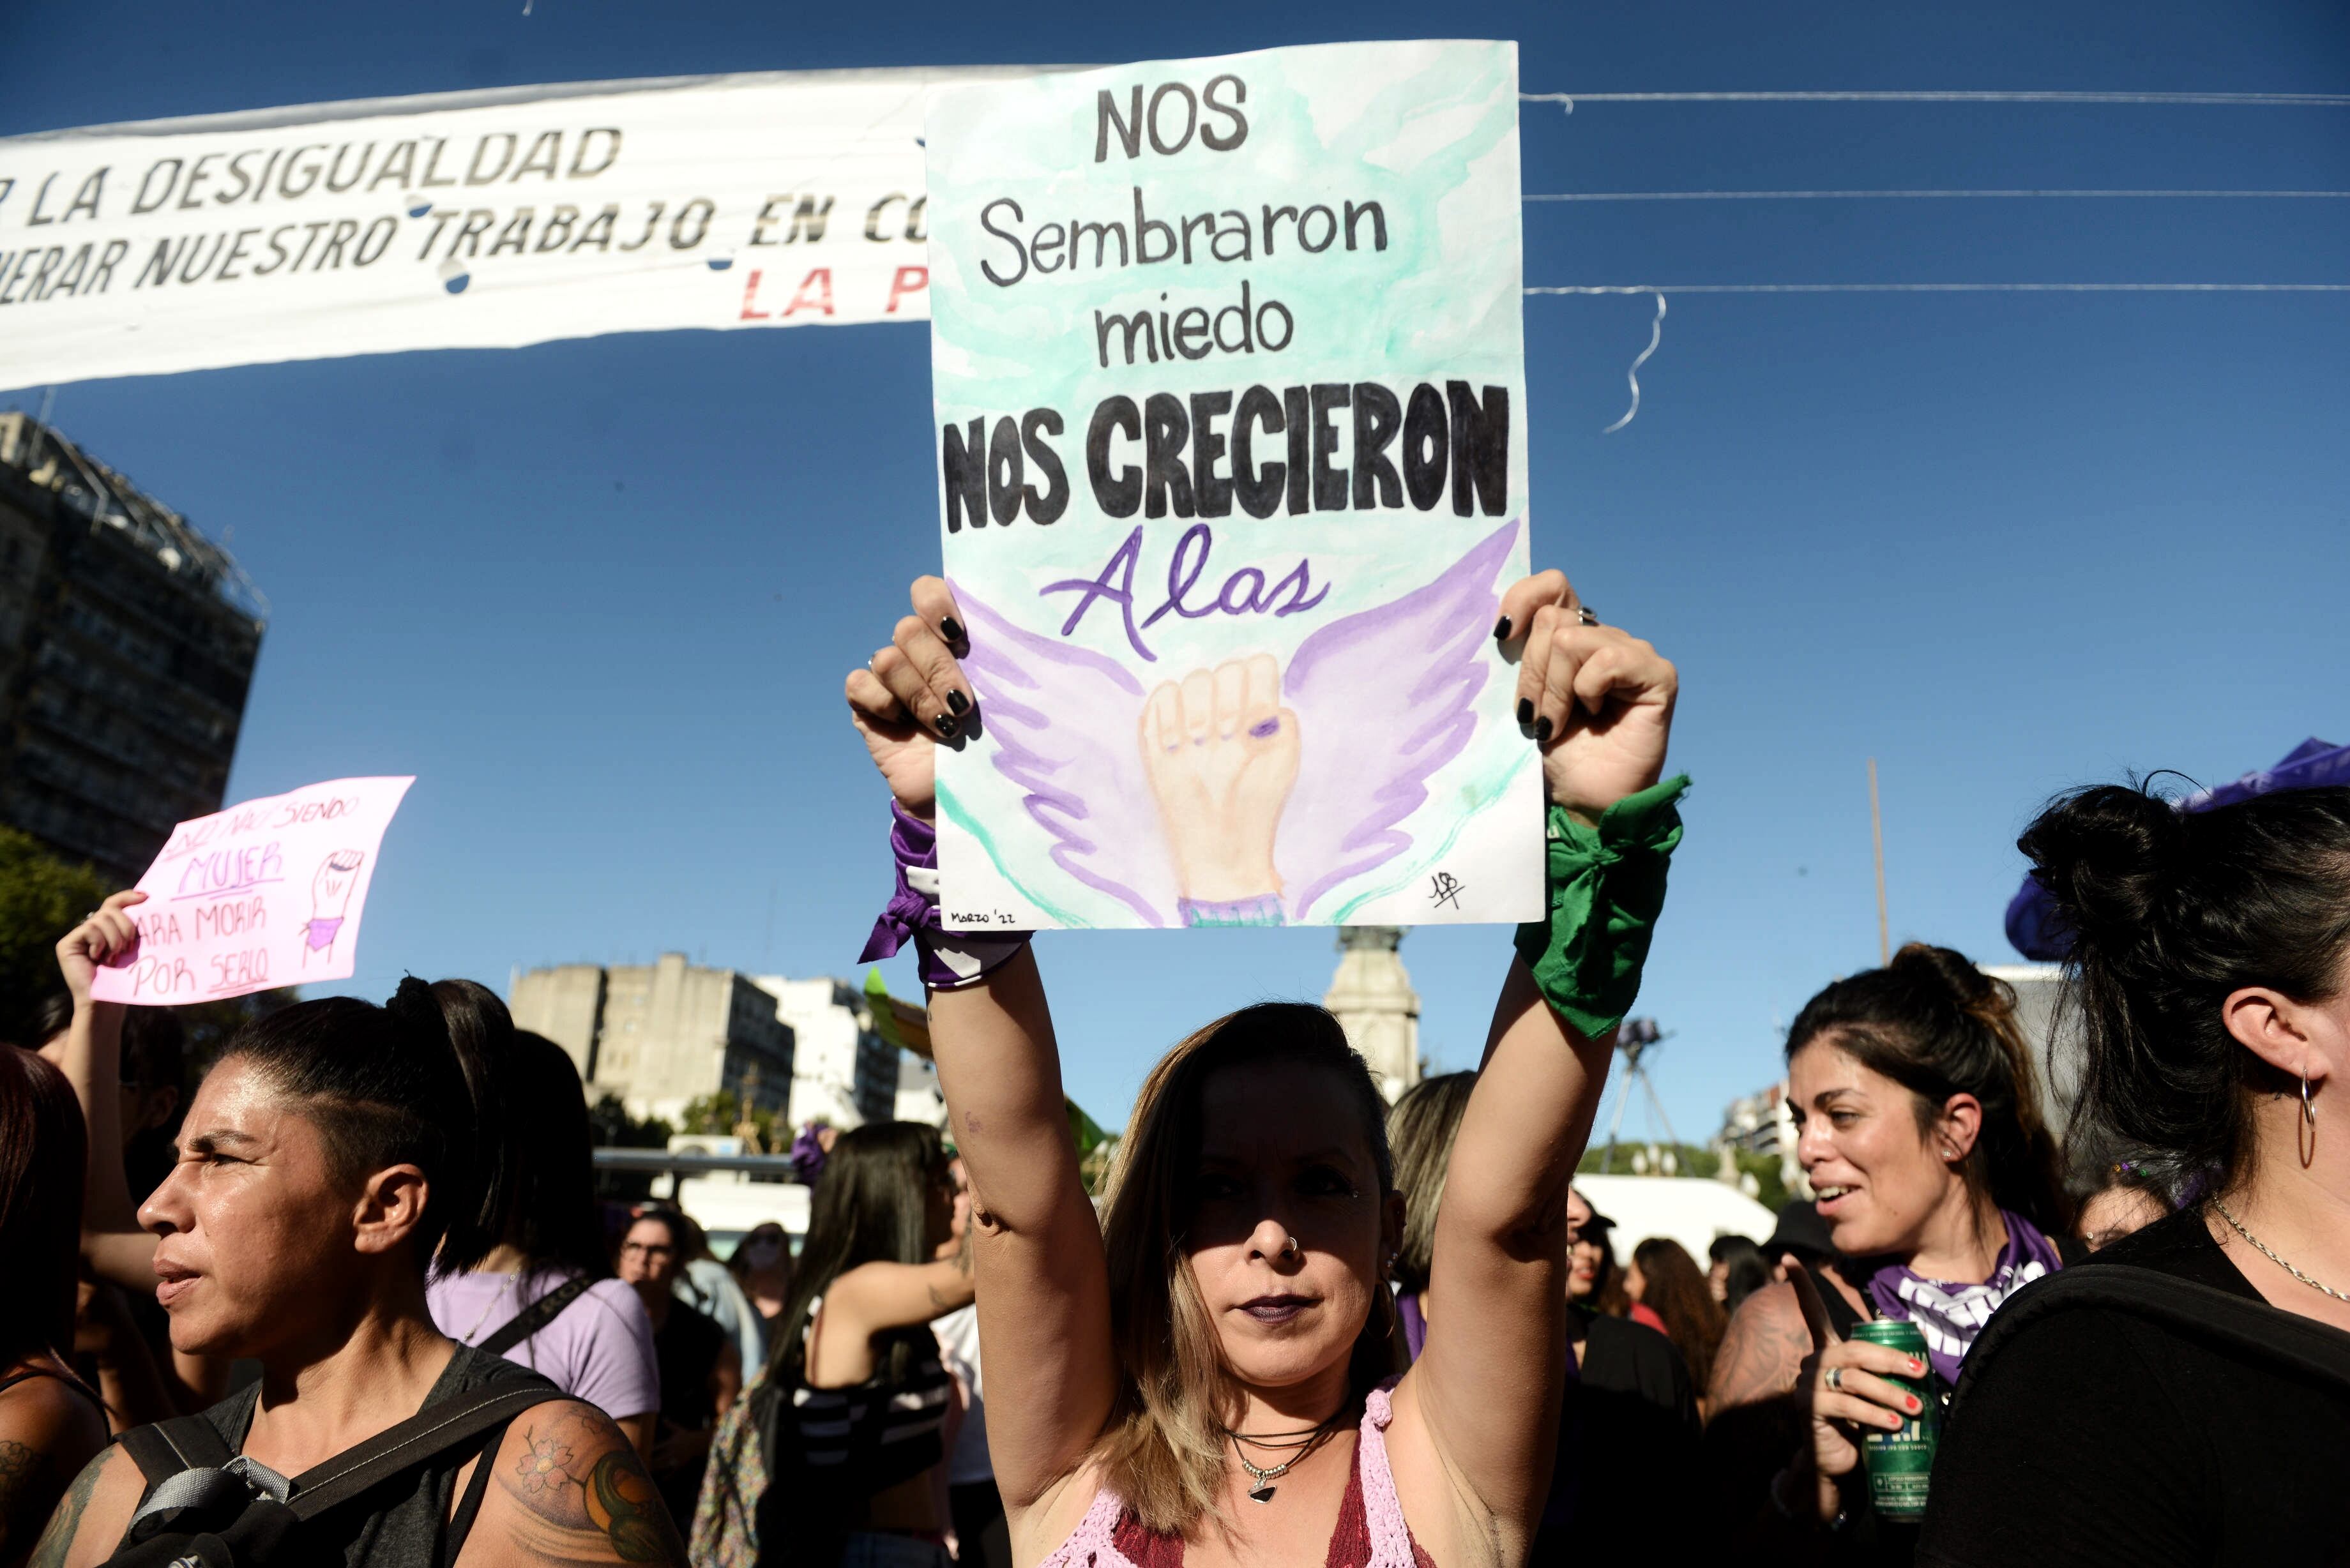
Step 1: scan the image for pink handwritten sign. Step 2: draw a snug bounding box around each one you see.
[91,776,416,1005]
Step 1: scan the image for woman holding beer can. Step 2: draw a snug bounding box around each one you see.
[1706,945,2073,1547]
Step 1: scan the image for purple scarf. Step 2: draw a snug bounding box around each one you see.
[1865,1209,2063,1386]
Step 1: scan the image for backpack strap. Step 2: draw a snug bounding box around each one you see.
[120,1418,279,1541]
[1951,1262,2350,1434]
[120,1415,238,1487]
[283,1380,560,1521]
[478,1278,592,1357]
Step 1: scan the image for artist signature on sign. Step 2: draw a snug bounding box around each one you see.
[1429,871,1464,910]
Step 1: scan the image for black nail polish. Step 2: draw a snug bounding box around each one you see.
[936,714,959,739]
[1516,698,1534,727]
[941,617,966,644]
[1535,716,1554,745]
[946,689,970,714]
[1494,616,1512,642]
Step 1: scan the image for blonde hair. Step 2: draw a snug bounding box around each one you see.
[1087,1003,1406,1535]
[1386,1071,1476,1298]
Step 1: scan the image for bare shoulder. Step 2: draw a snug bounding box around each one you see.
[22,1440,146,1568]
[0,1375,108,1562]
[458,1398,686,1567]
[1708,1282,1812,1409]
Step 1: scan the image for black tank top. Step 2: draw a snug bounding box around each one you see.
[131,1343,549,1568]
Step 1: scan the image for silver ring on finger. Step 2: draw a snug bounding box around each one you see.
[1570,605,1600,627]
[1824,1366,1844,1392]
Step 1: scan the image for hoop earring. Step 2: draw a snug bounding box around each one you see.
[2301,1064,2319,1169]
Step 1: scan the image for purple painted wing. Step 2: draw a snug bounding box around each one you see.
[948,582,1180,927]
[1277,520,1522,920]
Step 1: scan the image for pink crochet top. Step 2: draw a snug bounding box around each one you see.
[1038,1380,1434,1568]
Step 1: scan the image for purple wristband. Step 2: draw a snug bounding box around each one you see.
[858,802,1032,990]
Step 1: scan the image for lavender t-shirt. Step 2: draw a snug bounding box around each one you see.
[427,1269,661,1422]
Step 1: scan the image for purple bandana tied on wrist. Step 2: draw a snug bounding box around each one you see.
[858,802,1033,990]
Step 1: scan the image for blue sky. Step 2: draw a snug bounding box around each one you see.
[4,1,2346,1140]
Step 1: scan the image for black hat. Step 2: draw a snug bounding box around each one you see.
[1764,1198,1837,1262]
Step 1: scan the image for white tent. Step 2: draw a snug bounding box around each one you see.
[1574,1175,1777,1265]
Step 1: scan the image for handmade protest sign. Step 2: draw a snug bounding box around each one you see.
[91,776,414,1004]
[925,41,1536,931]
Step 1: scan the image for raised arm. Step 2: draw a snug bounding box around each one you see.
[844,578,1119,1519]
[815,1232,976,1373]
[51,896,158,1292]
[1395,573,1681,1543]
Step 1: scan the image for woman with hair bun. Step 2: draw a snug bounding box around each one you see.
[1707,942,2073,1544]
[1920,783,2350,1564]
[29,893,685,1567]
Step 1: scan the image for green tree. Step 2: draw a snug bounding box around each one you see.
[678,1089,777,1150]
[0,827,115,1044]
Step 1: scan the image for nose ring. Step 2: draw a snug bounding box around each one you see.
[1280,1234,1300,1258]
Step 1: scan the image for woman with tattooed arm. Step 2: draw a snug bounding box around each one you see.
[28,910,685,1568]
[1702,947,2072,1553]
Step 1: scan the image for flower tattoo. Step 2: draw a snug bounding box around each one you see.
[515,1433,578,1496]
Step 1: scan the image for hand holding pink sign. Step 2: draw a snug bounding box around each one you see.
[89,776,415,1005]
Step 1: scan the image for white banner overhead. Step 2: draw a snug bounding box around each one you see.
[0,67,1044,391]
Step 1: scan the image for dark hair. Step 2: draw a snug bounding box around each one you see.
[31,993,72,1046]
[0,1046,86,1362]
[727,1223,789,1283]
[769,1122,951,1391]
[1630,1237,1726,1387]
[472,1017,608,1283]
[1386,1071,1476,1297]
[1708,1233,1772,1318]
[2020,782,2350,1191]
[1570,1191,1632,1316]
[623,1205,686,1255]
[220,977,498,1276]
[1785,943,2069,1234]
[1586,1242,1631,1318]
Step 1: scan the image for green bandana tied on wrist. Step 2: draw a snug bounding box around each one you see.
[1512,774,1689,1040]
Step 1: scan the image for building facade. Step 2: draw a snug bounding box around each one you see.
[0,412,265,886]
[1324,926,1422,1104]
[755,975,909,1131]
[511,954,796,1128]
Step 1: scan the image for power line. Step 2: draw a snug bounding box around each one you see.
[1522,89,2350,107]
[1527,282,2350,431]
[1526,188,2350,201]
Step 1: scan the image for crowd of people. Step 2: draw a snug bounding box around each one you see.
[1,559,2344,1567]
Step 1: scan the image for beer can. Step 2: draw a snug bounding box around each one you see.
[1847,1319,1938,1522]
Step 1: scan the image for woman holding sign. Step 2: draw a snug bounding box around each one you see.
[844,567,1683,1567]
